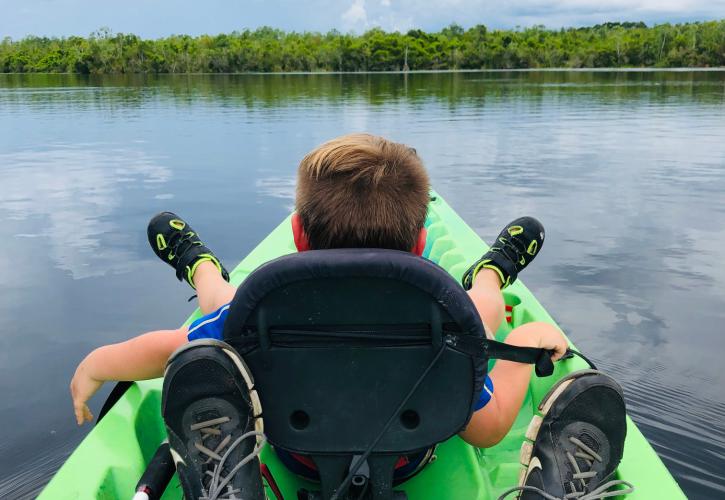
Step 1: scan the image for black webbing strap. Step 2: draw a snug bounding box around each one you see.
[451,335,555,377]
[232,327,556,376]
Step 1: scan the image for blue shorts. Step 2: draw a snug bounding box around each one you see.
[187,303,495,411]
[187,303,230,341]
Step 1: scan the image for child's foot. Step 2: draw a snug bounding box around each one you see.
[462,216,545,290]
[500,370,633,499]
[147,212,229,289]
[162,339,266,500]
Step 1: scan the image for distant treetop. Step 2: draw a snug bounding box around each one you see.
[1,20,723,73]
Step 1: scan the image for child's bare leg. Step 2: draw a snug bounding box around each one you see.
[467,268,505,335]
[193,261,236,314]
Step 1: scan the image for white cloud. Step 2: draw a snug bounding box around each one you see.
[342,0,368,30]
[340,0,725,33]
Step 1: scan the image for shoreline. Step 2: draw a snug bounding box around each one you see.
[2,67,725,76]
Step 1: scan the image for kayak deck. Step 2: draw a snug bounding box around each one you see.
[40,194,684,499]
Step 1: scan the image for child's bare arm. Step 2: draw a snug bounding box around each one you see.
[70,327,188,425]
[459,322,567,447]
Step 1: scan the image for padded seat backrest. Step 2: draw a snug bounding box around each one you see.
[223,249,486,452]
[222,249,487,498]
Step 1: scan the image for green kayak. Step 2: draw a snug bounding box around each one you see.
[40,193,684,499]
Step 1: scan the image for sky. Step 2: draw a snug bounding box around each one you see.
[1,0,724,39]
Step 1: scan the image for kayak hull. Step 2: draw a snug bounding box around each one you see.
[40,194,684,499]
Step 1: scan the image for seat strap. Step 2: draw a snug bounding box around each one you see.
[450,335,555,377]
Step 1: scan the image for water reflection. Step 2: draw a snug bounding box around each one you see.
[255,176,296,212]
[1,70,724,110]
[1,146,171,279]
[0,71,724,498]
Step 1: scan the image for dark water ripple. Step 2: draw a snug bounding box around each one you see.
[1,70,724,499]
[622,370,725,494]
[0,440,74,499]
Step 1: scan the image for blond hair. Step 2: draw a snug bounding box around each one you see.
[296,134,430,251]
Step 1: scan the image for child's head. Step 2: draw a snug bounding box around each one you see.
[292,133,430,253]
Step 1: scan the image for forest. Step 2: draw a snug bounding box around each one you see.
[1,21,723,73]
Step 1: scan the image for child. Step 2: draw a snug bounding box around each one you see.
[71,134,627,500]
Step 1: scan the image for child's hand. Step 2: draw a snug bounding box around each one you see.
[506,322,568,362]
[533,325,568,361]
[70,358,103,425]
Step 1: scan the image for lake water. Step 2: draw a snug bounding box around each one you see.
[0,70,724,498]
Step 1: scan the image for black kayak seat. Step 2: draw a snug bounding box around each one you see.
[219,249,508,499]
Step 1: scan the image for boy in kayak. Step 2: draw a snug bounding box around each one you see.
[71,134,627,499]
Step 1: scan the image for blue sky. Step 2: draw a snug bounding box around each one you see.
[1,0,724,39]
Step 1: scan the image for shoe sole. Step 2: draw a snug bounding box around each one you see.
[166,339,265,442]
[516,369,603,489]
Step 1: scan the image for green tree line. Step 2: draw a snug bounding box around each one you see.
[2,21,724,73]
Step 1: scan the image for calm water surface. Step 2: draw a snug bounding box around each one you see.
[1,71,724,498]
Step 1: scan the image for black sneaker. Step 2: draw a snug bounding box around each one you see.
[499,370,634,500]
[162,339,266,500]
[147,212,229,289]
[462,216,545,290]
